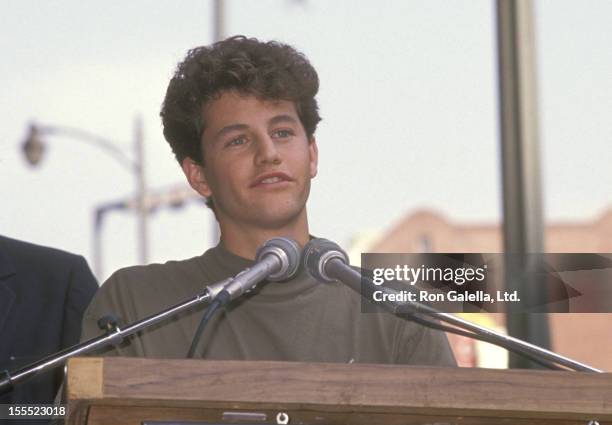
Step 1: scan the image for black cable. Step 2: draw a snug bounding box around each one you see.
[186,291,231,358]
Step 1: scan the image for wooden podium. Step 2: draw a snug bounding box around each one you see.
[66,357,612,425]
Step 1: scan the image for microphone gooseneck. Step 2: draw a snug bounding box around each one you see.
[302,238,602,373]
[1,237,304,394]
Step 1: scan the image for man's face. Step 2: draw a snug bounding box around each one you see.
[183,91,318,230]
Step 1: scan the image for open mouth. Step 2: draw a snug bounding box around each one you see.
[260,176,284,184]
[251,172,292,187]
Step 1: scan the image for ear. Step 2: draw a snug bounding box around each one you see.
[182,157,212,198]
[308,136,319,178]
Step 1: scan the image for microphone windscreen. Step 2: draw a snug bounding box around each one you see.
[256,237,301,281]
[303,238,349,283]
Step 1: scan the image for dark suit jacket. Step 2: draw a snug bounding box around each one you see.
[0,235,98,407]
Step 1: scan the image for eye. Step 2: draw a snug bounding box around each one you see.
[225,135,248,148]
[273,129,294,139]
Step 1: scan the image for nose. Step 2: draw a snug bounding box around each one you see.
[254,134,281,165]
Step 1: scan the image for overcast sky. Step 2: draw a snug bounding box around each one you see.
[1,0,610,281]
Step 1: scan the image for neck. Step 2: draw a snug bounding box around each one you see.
[217,210,310,260]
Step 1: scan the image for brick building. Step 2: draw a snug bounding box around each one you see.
[361,208,612,371]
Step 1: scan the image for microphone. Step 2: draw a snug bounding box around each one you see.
[186,237,300,358]
[215,237,301,304]
[302,237,349,283]
[302,238,601,372]
[303,238,423,313]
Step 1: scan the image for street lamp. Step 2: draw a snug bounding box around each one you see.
[20,118,150,269]
[22,124,45,166]
[93,185,207,278]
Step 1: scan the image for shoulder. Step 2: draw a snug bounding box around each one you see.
[88,254,209,321]
[103,255,206,291]
[0,235,84,268]
[342,264,456,366]
[0,235,96,293]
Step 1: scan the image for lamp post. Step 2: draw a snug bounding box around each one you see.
[93,185,207,278]
[20,117,149,273]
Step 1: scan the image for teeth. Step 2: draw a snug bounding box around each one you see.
[261,177,282,184]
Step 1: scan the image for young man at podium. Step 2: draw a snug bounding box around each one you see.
[80,36,456,366]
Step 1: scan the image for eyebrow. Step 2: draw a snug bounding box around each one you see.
[214,123,249,140]
[213,114,300,140]
[268,114,300,126]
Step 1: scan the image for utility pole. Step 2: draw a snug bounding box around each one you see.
[209,0,224,245]
[496,0,550,368]
[134,115,148,265]
[213,0,224,42]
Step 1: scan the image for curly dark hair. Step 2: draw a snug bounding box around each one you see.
[160,35,322,167]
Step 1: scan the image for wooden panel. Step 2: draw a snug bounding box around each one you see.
[66,357,612,425]
[67,357,104,399]
[86,405,607,425]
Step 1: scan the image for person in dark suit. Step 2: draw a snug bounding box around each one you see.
[0,235,98,408]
